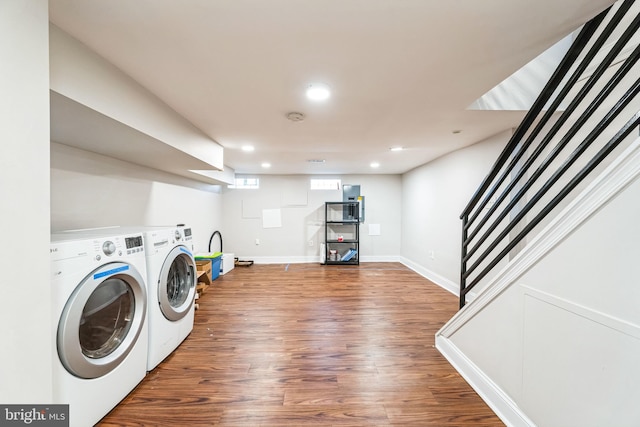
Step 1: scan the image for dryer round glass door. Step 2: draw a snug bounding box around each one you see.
[57,262,147,379]
[158,246,196,321]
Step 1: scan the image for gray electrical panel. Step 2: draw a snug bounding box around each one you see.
[342,184,364,222]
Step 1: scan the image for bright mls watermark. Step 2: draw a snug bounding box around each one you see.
[0,405,68,426]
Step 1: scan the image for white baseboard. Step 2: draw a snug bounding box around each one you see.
[435,336,536,427]
[359,255,401,263]
[244,256,318,264]
[399,256,459,296]
[241,255,401,265]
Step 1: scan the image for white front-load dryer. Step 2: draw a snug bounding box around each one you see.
[141,226,196,370]
[50,230,148,427]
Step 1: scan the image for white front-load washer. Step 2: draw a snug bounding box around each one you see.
[140,226,197,370]
[50,230,148,427]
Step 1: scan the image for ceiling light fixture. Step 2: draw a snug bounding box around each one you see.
[307,159,326,163]
[261,162,271,168]
[242,145,255,152]
[370,162,380,168]
[390,147,404,152]
[306,83,331,101]
[286,112,305,122]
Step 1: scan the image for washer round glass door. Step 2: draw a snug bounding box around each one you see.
[158,246,196,321]
[57,262,147,379]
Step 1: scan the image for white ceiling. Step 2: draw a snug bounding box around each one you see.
[48,0,614,176]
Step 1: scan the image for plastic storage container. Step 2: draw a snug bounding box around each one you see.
[209,256,221,281]
[195,252,222,281]
[220,253,235,275]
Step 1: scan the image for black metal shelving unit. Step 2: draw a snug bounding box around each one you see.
[324,201,359,265]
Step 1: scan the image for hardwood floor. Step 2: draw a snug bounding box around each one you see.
[100,263,503,426]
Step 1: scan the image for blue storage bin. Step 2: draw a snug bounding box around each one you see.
[195,252,222,281]
[209,255,221,281]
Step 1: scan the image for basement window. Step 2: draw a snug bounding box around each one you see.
[229,177,260,189]
[310,178,341,190]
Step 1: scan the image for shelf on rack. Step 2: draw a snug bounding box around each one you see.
[324,201,360,266]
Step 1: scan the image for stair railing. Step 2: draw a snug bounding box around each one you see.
[459,0,640,308]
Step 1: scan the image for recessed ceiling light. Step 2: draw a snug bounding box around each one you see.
[390,147,404,152]
[307,159,326,163]
[370,162,380,168]
[261,162,271,168]
[242,145,255,152]
[306,83,331,101]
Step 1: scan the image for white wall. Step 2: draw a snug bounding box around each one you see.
[221,174,402,262]
[51,143,222,253]
[49,24,226,252]
[0,0,52,403]
[49,25,223,170]
[401,131,509,293]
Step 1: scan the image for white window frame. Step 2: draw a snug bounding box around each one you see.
[228,177,260,189]
[310,178,341,190]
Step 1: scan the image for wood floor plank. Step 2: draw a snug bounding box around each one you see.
[99,262,503,426]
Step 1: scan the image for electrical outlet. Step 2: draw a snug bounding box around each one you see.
[255,238,260,245]
[429,250,435,260]
[308,240,314,247]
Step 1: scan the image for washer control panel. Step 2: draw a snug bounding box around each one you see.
[91,235,144,258]
[124,235,144,255]
[50,233,146,266]
[102,241,116,256]
[174,227,193,251]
